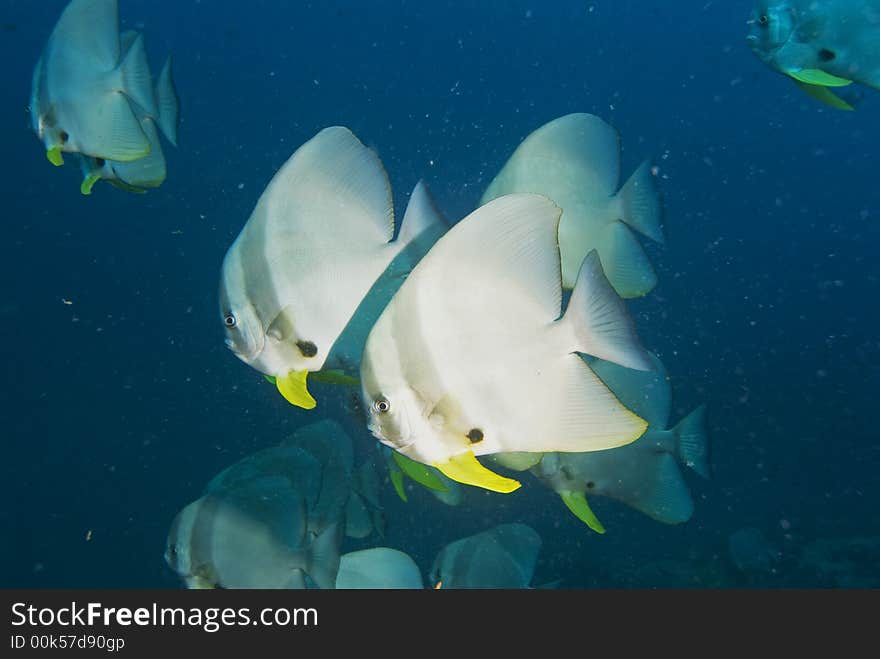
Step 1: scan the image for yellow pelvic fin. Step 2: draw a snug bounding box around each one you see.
[46,147,64,166]
[263,374,277,384]
[792,79,855,111]
[392,452,448,492]
[276,370,316,409]
[184,575,216,589]
[788,68,852,87]
[310,369,360,387]
[560,491,606,534]
[434,451,521,494]
[80,173,101,195]
[388,462,408,503]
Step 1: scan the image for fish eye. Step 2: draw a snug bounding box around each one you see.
[757,14,768,26]
[374,397,391,414]
[223,313,237,329]
[59,130,69,143]
[95,158,105,167]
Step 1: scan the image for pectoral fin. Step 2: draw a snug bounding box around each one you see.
[787,68,852,87]
[560,491,606,534]
[392,452,448,492]
[792,79,855,111]
[434,451,521,493]
[276,370,317,409]
[47,147,64,166]
[263,374,277,384]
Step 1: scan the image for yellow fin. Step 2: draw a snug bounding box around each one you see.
[46,147,63,166]
[389,461,408,502]
[792,79,855,111]
[276,370,316,409]
[263,374,277,384]
[310,369,360,387]
[560,491,606,534]
[80,173,100,195]
[392,452,448,492]
[434,451,521,493]
[788,68,852,87]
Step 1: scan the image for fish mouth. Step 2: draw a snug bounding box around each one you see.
[224,337,261,363]
[376,433,416,453]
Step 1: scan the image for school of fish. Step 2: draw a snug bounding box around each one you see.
[65,0,880,587]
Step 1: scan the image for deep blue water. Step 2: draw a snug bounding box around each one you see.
[2,0,878,588]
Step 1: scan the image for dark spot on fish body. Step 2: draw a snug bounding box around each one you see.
[757,14,768,26]
[59,130,69,143]
[586,481,595,489]
[296,340,318,357]
[561,465,573,481]
[95,158,105,168]
[818,48,836,62]
[466,428,484,443]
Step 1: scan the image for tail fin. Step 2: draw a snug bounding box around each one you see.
[672,404,711,479]
[118,32,157,117]
[396,179,447,248]
[155,55,180,146]
[630,453,694,524]
[305,522,342,589]
[564,250,653,372]
[617,160,663,244]
[112,117,167,189]
[594,221,658,299]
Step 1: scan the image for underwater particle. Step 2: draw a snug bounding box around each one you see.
[85,529,92,541]
[62,298,73,305]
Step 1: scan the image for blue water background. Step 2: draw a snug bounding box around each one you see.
[1,0,878,588]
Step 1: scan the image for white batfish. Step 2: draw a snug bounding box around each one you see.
[480,113,663,298]
[532,352,710,533]
[219,126,446,409]
[30,0,157,166]
[280,419,354,537]
[430,523,541,589]
[203,419,359,543]
[335,548,424,589]
[747,0,880,110]
[77,32,179,195]
[361,193,653,494]
[164,477,341,589]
